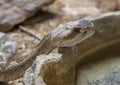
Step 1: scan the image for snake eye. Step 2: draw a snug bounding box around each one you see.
[74,28,80,33]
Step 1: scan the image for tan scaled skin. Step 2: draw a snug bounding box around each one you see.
[0,19,95,83]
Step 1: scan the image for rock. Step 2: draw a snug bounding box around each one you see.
[97,0,117,12]
[0,0,54,32]
[0,32,16,69]
[0,82,8,85]
[62,6,100,18]
[23,53,61,85]
[61,0,100,19]
[116,0,120,10]
[61,0,119,19]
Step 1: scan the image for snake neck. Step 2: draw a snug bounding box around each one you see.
[0,34,56,82]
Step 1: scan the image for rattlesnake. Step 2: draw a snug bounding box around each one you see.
[0,19,95,84]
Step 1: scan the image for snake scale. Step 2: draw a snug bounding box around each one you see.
[0,19,95,84]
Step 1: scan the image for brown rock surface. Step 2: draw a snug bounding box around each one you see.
[97,0,117,12]
[0,32,16,70]
[23,53,62,85]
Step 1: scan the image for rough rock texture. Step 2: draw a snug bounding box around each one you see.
[0,32,16,70]
[23,11,120,85]
[97,0,117,12]
[77,55,120,85]
[60,0,120,19]
[0,0,54,32]
[23,53,62,85]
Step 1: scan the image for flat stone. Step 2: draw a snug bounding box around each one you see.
[0,0,54,32]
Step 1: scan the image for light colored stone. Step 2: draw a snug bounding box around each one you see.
[98,0,117,12]
[0,32,16,70]
[23,53,62,85]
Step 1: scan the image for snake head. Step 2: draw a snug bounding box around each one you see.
[51,19,95,47]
